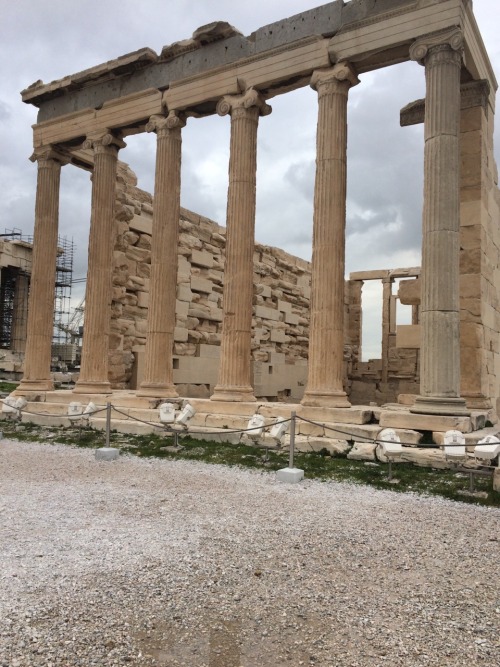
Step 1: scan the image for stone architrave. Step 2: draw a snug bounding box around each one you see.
[17,147,67,393]
[211,88,271,402]
[409,29,469,416]
[301,62,358,408]
[74,132,125,395]
[138,111,186,398]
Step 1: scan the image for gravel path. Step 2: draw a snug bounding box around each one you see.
[1,439,499,667]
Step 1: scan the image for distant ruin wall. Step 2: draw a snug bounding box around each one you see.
[108,162,425,404]
[110,162,344,400]
[108,140,500,412]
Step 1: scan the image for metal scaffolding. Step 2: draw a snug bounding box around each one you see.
[53,236,74,346]
[0,228,74,356]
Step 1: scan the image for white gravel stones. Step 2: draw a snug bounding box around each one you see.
[1,439,499,666]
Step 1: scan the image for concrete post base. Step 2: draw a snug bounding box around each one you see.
[276,467,304,484]
[95,447,119,461]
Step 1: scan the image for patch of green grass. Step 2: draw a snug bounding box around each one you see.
[1,419,499,507]
[0,381,18,393]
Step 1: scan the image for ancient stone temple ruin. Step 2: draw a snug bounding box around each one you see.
[13,0,500,457]
[0,237,32,378]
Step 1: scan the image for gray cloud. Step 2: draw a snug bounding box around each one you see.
[0,0,498,306]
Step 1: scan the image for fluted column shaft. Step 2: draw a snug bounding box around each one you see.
[138,112,186,397]
[301,63,358,408]
[211,89,271,402]
[75,133,124,394]
[410,29,469,415]
[18,148,65,392]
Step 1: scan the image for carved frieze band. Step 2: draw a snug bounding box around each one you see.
[216,88,272,118]
[409,27,464,66]
[310,61,359,93]
[146,110,187,135]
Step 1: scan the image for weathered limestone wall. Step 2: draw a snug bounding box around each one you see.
[110,162,321,400]
[459,92,500,415]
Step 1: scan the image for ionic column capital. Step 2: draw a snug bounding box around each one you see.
[83,131,126,154]
[216,88,272,119]
[409,28,464,66]
[29,145,68,166]
[311,62,359,94]
[146,110,187,135]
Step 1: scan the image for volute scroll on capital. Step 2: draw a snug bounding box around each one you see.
[146,110,187,134]
[409,27,464,66]
[310,62,360,93]
[83,130,126,153]
[216,88,272,118]
[29,145,69,166]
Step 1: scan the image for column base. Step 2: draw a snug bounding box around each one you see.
[136,382,179,399]
[16,379,54,393]
[211,385,257,402]
[410,396,470,417]
[301,390,351,409]
[460,392,492,410]
[74,380,112,395]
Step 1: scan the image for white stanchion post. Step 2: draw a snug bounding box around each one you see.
[289,410,296,469]
[95,401,119,461]
[277,411,304,484]
[105,401,111,448]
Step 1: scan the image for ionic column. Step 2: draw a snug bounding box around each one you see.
[211,89,271,402]
[18,147,66,393]
[74,132,125,394]
[409,29,469,415]
[138,111,186,398]
[301,63,358,408]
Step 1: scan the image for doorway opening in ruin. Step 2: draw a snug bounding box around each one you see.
[361,279,383,362]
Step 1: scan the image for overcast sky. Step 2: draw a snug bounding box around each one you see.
[1,0,499,357]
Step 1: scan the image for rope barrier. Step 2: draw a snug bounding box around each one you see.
[111,406,165,430]
[0,397,108,419]
[296,415,439,448]
[0,396,494,450]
